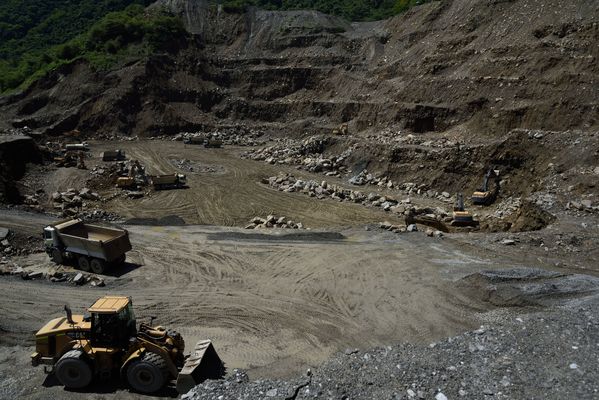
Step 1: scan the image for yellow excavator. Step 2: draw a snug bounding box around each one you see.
[31,296,223,394]
[472,168,500,205]
[451,193,477,227]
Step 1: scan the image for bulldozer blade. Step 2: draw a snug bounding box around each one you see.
[176,340,225,394]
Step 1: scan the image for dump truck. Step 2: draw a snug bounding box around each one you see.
[150,174,187,190]
[44,219,132,274]
[102,150,126,161]
[65,143,89,152]
[31,296,223,394]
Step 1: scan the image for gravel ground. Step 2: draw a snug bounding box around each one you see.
[186,292,599,400]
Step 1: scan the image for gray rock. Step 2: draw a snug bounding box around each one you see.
[501,239,516,245]
[581,200,593,209]
[73,273,85,285]
[407,224,418,232]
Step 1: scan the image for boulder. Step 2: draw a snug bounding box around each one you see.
[73,273,85,285]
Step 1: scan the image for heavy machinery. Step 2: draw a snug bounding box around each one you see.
[102,150,126,161]
[31,296,223,394]
[44,219,132,274]
[204,139,223,148]
[65,143,90,152]
[54,151,86,169]
[472,168,500,205]
[150,174,187,190]
[451,193,477,227]
[332,123,348,135]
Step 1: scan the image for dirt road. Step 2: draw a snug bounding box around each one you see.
[91,140,402,228]
[0,206,519,399]
[2,140,593,399]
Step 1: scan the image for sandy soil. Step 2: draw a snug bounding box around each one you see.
[1,140,597,400]
[1,214,510,399]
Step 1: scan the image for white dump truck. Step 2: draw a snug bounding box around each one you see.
[44,219,132,274]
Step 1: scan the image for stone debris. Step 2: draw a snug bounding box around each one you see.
[264,173,450,222]
[52,187,102,217]
[245,215,305,230]
[244,136,349,177]
[177,128,262,146]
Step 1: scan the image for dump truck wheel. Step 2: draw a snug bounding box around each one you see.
[51,249,64,265]
[90,259,106,274]
[78,256,90,272]
[55,350,93,389]
[126,352,168,393]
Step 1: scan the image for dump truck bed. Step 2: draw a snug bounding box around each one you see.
[150,175,178,184]
[54,220,131,262]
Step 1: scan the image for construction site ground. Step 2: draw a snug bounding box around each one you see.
[1,140,598,399]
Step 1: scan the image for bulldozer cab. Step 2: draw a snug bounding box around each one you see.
[88,297,136,348]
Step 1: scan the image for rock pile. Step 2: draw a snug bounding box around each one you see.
[52,187,101,217]
[245,215,304,230]
[244,137,350,177]
[175,128,263,146]
[349,169,396,188]
[263,174,450,219]
[79,209,123,222]
[0,264,105,287]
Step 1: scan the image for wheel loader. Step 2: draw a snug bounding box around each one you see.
[31,296,224,394]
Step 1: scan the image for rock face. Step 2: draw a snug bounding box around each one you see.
[0,0,597,137]
[0,135,42,203]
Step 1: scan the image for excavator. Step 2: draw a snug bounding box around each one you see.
[451,193,477,227]
[472,168,500,205]
[31,296,223,394]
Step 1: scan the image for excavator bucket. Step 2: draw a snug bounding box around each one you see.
[176,340,224,394]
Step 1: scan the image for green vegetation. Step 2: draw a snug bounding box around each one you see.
[218,0,434,22]
[0,0,432,92]
[0,1,185,92]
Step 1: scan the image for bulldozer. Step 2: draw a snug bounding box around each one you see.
[472,168,500,205]
[31,296,223,394]
[451,193,477,227]
[331,123,348,136]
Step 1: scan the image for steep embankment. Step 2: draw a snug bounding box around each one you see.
[0,0,597,137]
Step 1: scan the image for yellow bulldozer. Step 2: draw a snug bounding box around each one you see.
[31,296,223,394]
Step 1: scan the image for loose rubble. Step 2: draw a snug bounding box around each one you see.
[263,173,450,220]
[0,263,105,287]
[185,282,599,400]
[245,215,304,230]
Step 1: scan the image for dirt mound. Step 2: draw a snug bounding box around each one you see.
[0,135,43,203]
[508,200,556,232]
[461,268,599,307]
